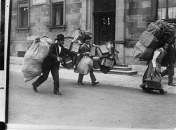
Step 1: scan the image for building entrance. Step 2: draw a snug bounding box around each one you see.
[94,0,115,44]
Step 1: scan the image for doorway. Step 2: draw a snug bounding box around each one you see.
[94,0,115,44]
[94,12,115,44]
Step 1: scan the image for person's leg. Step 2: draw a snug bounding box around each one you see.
[51,66,61,95]
[77,73,84,85]
[89,69,99,86]
[32,70,50,92]
[168,64,176,86]
[140,62,151,88]
[89,69,96,82]
[72,54,77,66]
[142,63,150,83]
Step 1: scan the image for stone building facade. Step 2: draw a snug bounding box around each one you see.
[10,0,176,64]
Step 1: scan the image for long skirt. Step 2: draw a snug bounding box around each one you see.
[142,61,162,89]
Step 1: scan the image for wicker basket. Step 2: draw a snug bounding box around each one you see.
[70,42,81,53]
[101,58,114,68]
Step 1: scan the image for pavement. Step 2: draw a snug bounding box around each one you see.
[9,56,176,94]
[3,56,176,130]
[7,66,176,130]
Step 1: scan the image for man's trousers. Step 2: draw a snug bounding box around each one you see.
[161,64,174,84]
[32,65,59,91]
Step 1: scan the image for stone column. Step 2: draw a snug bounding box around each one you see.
[151,0,158,21]
[80,0,86,30]
[80,0,93,32]
[115,0,126,64]
[86,0,93,32]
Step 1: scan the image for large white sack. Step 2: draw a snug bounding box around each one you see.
[76,56,93,75]
[133,41,154,61]
[24,37,52,62]
[22,37,52,82]
[133,41,146,58]
[22,58,42,82]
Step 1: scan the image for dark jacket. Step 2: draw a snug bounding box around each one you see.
[168,44,176,64]
[79,43,91,54]
[42,43,70,71]
[161,44,176,66]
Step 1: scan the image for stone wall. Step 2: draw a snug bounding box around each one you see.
[122,0,152,65]
[10,0,88,56]
[10,0,153,65]
[125,0,151,47]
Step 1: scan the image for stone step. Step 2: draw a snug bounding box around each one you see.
[113,66,132,71]
[94,69,137,76]
[109,69,138,76]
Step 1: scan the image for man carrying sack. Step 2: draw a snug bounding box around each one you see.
[32,34,68,95]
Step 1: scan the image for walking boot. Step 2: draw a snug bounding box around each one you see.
[53,88,62,95]
[54,91,62,95]
[168,77,176,86]
[92,81,99,86]
[139,83,145,89]
[77,82,84,86]
[32,83,38,92]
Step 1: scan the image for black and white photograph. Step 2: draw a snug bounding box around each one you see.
[0,0,7,130]
[0,0,5,70]
[2,0,176,130]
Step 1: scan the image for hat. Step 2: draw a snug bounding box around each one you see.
[57,34,65,41]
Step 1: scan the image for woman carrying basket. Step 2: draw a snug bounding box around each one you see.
[140,43,169,94]
[73,28,99,86]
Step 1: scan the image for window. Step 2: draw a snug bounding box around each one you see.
[52,2,63,25]
[17,1,30,29]
[157,0,176,21]
[49,0,66,29]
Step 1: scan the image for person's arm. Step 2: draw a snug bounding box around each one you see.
[152,49,161,68]
[62,46,72,56]
[48,44,58,60]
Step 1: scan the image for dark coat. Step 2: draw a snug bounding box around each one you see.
[42,43,70,71]
[79,43,91,54]
[161,44,176,66]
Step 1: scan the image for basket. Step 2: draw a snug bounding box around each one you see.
[90,46,97,56]
[101,58,114,68]
[70,42,81,53]
[62,56,74,69]
[99,45,109,54]
[139,31,158,48]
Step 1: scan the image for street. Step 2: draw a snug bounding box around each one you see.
[8,65,176,129]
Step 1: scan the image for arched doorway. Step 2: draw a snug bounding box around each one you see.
[94,0,116,44]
